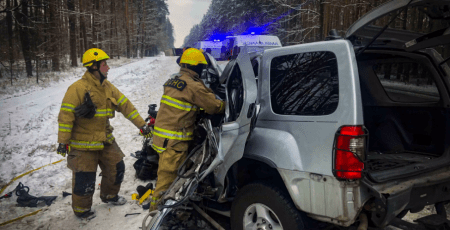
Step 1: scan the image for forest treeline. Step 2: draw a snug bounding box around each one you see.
[0,0,174,81]
[184,0,449,53]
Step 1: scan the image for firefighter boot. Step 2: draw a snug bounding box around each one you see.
[101,195,127,205]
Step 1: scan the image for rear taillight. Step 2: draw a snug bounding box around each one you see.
[333,126,367,180]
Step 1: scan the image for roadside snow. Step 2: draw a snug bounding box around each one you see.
[0,56,180,229]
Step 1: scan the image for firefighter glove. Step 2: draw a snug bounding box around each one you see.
[74,92,97,119]
[57,143,69,157]
[140,124,152,138]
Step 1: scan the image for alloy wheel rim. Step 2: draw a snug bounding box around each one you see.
[243,203,283,230]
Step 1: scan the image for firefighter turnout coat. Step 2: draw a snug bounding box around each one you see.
[58,71,146,150]
[152,68,224,153]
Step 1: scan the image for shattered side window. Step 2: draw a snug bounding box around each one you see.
[228,64,244,121]
[270,51,339,116]
[373,61,440,103]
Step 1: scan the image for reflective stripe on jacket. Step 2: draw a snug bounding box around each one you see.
[152,68,224,152]
[58,71,146,151]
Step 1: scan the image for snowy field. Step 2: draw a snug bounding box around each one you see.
[0,55,180,229]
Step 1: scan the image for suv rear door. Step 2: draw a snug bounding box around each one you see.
[248,39,362,177]
[346,0,450,50]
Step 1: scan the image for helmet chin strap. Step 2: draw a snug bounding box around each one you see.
[88,62,106,84]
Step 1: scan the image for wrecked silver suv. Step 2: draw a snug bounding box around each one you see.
[144,1,450,229]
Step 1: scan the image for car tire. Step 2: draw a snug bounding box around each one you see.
[231,182,309,230]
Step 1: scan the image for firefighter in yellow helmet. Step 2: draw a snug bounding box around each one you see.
[150,48,225,211]
[56,48,152,219]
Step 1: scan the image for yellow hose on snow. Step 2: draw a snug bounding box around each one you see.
[0,209,42,227]
[0,159,65,195]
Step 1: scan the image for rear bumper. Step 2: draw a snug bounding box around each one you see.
[362,165,450,227]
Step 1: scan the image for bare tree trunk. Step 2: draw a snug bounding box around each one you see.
[79,0,88,52]
[6,0,14,84]
[19,0,33,76]
[92,1,97,47]
[125,0,131,58]
[95,0,101,49]
[319,0,325,40]
[141,0,145,58]
[114,1,118,59]
[110,0,115,58]
[130,0,135,58]
[36,55,39,83]
[49,0,60,71]
[68,0,78,67]
[78,0,84,58]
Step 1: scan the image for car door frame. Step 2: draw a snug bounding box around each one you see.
[199,45,257,202]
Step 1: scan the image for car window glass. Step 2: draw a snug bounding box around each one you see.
[373,61,440,103]
[251,58,259,78]
[270,51,339,116]
[227,64,244,121]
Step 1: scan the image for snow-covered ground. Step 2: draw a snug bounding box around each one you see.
[0,55,180,229]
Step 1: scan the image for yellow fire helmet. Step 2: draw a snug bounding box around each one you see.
[82,48,110,67]
[179,48,208,66]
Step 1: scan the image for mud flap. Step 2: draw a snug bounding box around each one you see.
[74,172,96,196]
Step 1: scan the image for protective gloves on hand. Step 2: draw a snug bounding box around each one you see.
[140,124,152,138]
[57,143,69,157]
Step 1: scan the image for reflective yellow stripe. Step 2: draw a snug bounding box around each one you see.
[69,140,104,149]
[153,127,193,141]
[61,108,74,112]
[62,103,75,108]
[126,110,139,120]
[152,144,166,153]
[161,95,198,111]
[94,109,114,117]
[59,128,72,132]
[73,206,90,213]
[59,123,73,132]
[118,95,128,106]
[61,103,75,112]
[106,133,115,142]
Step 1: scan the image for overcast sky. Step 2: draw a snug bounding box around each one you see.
[167,0,212,48]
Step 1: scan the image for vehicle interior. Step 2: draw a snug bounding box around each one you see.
[357,49,450,183]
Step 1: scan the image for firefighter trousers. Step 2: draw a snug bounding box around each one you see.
[152,141,189,208]
[67,141,125,216]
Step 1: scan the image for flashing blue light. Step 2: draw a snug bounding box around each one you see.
[243,27,265,35]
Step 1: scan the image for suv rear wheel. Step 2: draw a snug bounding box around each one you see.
[231,182,309,230]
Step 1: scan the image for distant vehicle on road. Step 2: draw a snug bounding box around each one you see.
[194,40,223,60]
[171,48,184,56]
[221,34,282,60]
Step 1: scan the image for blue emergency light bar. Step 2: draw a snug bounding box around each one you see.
[242,27,266,35]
